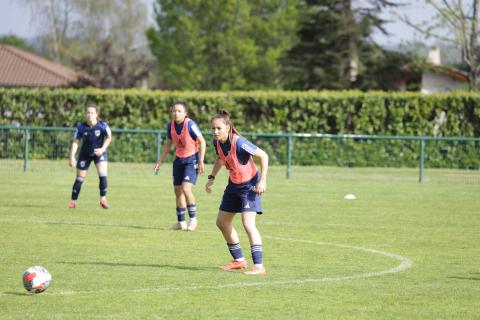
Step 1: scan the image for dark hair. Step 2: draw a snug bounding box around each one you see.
[170,101,189,115]
[85,102,101,121]
[210,109,241,139]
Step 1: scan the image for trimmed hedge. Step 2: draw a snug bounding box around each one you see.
[1,88,479,167]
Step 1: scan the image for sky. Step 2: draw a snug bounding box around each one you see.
[0,0,436,47]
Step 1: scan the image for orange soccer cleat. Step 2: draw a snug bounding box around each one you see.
[68,200,77,209]
[244,265,267,275]
[220,260,247,271]
[99,199,110,209]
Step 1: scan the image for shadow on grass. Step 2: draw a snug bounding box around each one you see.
[1,291,33,296]
[2,203,52,209]
[43,221,168,231]
[57,260,215,271]
[448,274,480,281]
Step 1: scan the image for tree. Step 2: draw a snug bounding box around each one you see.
[18,0,154,88]
[18,0,74,63]
[355,48,415,90]
[146,0,298,90]
[73,39,155,88]
[282,0,399,90]
[398,0,480,90]
[0,35,37,53]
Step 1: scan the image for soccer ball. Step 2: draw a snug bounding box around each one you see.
[22,266,52,293]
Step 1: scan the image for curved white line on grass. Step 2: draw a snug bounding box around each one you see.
[264,236,414,280]
[0,219,413,296]
[49,238,413,296]
[48,237,414,296]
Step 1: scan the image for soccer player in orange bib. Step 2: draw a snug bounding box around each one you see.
[155,102,206,231]
[205,109,269,275]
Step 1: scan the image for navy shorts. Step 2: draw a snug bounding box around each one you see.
[219,172,263,214]
[76,152,108,171]
[172,156,198,186]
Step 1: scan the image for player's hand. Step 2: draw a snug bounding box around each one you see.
[205,179,214,193]
[197,161,205,174]
[69,157,76,168]
[254,180,266,195]
[93,148,104,156]
[154,161,161,173]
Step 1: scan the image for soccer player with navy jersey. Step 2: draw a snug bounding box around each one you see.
[154,102,206,231]
[205,109,269,275]
[68,103,112,209]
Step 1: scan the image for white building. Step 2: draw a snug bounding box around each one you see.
[421,47,468,93]
[394,47,468,93]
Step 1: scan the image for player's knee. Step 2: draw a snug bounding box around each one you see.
[216,217,228,230]
[182,186,193,197]
[174,186,183,197]
[242,221,257,235]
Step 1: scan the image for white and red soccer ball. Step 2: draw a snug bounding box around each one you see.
[22,266,52,293]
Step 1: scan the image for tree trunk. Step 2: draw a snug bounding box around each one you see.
[468,0,479,90]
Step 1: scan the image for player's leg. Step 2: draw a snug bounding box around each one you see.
[69,156,91,208]
[241,212,262,245]
[217,210,247,270]
[95,160,109,209]
[241,189,266,275]
[172,159,187,230]
[182,162,198,231]
[172,185,187,230]
[182,182,198,231]
[241,211,265,275]
[69,169,87,208]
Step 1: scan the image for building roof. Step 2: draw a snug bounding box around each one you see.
[0,45,96,88]
[400,63,468,82]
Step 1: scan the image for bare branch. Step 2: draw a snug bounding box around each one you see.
[397,13,463,45]
[425,0,462,28]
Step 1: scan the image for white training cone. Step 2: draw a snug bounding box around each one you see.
[344,194,356,200]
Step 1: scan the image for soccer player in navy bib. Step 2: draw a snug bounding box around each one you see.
[68,103,112,209]
[205,109,269,275]
[154,102,206,231]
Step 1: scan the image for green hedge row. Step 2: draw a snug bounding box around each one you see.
[1,88,480,135]
[1,88,479,168]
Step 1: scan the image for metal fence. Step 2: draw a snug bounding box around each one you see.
[1,125,479,182]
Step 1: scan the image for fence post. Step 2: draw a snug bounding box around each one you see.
[287,134,292,179]
[418,139,425,183]
[23,127,30,172]
[155,130,162,175]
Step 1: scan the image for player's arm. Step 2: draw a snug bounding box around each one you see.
[94,126,112,156]
[96,135,112,156]
[205,156,224,193]
[69,140,80,167]
[253,147,268,195]
[154,138,173,172]
[196,134,207,174]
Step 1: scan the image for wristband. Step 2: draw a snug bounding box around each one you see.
[208,174,215,180]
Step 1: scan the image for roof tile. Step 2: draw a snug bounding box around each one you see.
[0,45,95,87]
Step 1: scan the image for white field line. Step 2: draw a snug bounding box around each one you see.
[0,218,413,296]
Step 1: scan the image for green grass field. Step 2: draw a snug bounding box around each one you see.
[0,160,479,319]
